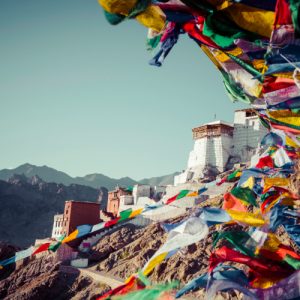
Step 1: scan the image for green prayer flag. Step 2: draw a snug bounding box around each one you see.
[227,53,263,82]
[221,70,253,104]
[49,234,65,252]
[227,169,240,182]
[231,187,258,207]
[288,0,300,35]
[177,190,190,199]
[119,209,133,222]
[203,12,257,48]
[284,254,300,270]
[213,231,256,257]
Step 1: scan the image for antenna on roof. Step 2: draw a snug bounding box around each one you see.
[214,113,216,120]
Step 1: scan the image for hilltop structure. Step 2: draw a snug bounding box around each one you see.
[106,187,132,217]
[106,184,167,217]
[52,201,102,238]
[174,109,267,185]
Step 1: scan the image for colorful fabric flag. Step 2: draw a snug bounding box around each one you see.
[230,186,258,207]
[15,247,34,262]
[32,243,51,256]
[166,190,190,204]
[143,216,209,276]
[256,155,274,168]
[76,224,92,238]
[223,192,248,211]
[176,265,249,298]
[199,207,232,227]
[263,177,290,193]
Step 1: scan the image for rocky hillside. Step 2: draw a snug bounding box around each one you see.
[0,190,299,299]
[0,253,109,300]
[0,175,107,247]
[0,164,178,190]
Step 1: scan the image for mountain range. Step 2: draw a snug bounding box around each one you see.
[0,164,179,190]
[0,174,107,247]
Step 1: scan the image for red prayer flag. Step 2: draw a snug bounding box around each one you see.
[166,193,179,205]
[260,245,300,262]
[256,156,274,168]
[274,0,292,26]
[97,276,144,300]
[104,217,120,228]
[209,246,293,280]
[32,242,51,256]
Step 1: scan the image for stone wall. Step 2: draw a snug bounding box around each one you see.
[132,185,151,204]
[232,112,267,162]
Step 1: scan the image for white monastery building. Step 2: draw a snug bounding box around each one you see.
[174,109,267,186]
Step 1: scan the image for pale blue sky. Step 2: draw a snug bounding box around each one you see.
[0,0,246,180]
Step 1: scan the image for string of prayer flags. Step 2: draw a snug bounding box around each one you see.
[142,216,209,276]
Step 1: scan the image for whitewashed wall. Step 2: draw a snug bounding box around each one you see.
[232,113,267,162]
[187,138,208,168]
[133,185,151,204]
[51,214,64,239]
[186,134,233,173]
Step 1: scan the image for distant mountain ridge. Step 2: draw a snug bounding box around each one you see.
[0,164,179,190]
[0,174,107,247]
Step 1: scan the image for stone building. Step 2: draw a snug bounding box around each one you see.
[107,187,132,217]
[51,201,102,238]
[231,108,267,163]
[174,109,267,186]
[189,120,234,172]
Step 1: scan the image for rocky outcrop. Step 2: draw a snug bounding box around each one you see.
[91,220,213,285]
[0,175,108,247]
[0,255,109,300]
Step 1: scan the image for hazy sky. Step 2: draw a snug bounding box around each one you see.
[0,0,246,180]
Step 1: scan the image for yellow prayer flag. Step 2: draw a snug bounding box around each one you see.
[136,6,166,32]
[286,135,300,148]
[272,72,294,79]
[226,210,265,227]
[263,177,290,193]
[261,233,281,252]
[98,0,166,32]
[187,191,198,197]
[62,229,79,244]
[143,252,168,276]
[252,277,280,289]
[252,59,265,70]
[214,47,243,62]
[129,208,144,218]
[268,110,300,127]
[200,45,223,70]
[241,176,255,189]
[224,3,275,37]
